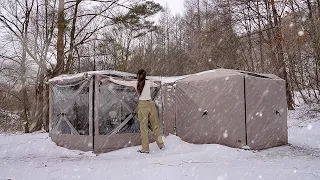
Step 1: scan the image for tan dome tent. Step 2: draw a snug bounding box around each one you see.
[163,69,288,150]
[48,69,288,152]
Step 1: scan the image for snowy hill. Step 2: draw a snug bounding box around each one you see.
[1,102,320,180]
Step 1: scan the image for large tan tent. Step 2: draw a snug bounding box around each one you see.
[162,69,288,150]
[48,69,288,152]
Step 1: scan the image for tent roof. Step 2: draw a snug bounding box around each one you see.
[48,70,187,85]
[48,69,282,85]
[177,69,282,82]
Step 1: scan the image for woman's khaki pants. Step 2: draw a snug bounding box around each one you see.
[138,100,164,152]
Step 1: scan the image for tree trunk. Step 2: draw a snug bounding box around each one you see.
[256,1,265,72]
[21,0,35,133]
[306,0,320,95]
[30,0,44,132]
[55,0,65,77]
[317,0,320,18]
[270,0,294,110]
[197,0,201,32]
[32,68,45,132]
[65,0,80,73]
[264,0,277,73]
[21,54,29,133]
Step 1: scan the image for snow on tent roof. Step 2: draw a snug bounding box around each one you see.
[148,76,189,84]
[48,69,280,85]
[178,69,281,82]
[48,70,136,83]
[49,70,189,85]
[179,69,242,82]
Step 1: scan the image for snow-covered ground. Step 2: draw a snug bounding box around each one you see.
[1,102,320,180]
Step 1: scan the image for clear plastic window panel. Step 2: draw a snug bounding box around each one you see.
[98,82,139,135]
[51,82,89,135]
[98,81,160,135]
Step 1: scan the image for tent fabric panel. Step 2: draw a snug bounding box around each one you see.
[179,69,241,82]
[245,76,288,149]
[175,75,246,148]
[94,134,156,153]
[162,83,176,135]
[49,84,53,132]
[50,133,93,151]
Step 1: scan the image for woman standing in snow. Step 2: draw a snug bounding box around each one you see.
[108,69,165,153]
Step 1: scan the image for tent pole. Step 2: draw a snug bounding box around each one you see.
[244,76,248,146]
[89,76,93,146]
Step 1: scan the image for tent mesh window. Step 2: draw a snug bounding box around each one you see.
[51,81,89,135]
[98,81,140,135]
[98,78,161,136]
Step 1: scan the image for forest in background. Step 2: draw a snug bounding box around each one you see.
[0,0,319,133]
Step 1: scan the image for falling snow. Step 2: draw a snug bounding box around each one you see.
[289,22,294,27]
[223,130,228,138]
[298,30,305,36]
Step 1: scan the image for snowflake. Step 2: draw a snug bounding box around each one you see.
[307,124,312,130]
[223,130,228,138]
[217,174,227,180]
[298,30,304,36]
[88,143,93,147]
[289,22,294,27]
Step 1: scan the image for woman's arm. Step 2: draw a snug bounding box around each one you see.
[109,77,136,87]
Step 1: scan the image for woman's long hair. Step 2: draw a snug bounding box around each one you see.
[137,69,147,96]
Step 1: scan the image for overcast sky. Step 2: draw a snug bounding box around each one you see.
[153,0,185,15]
